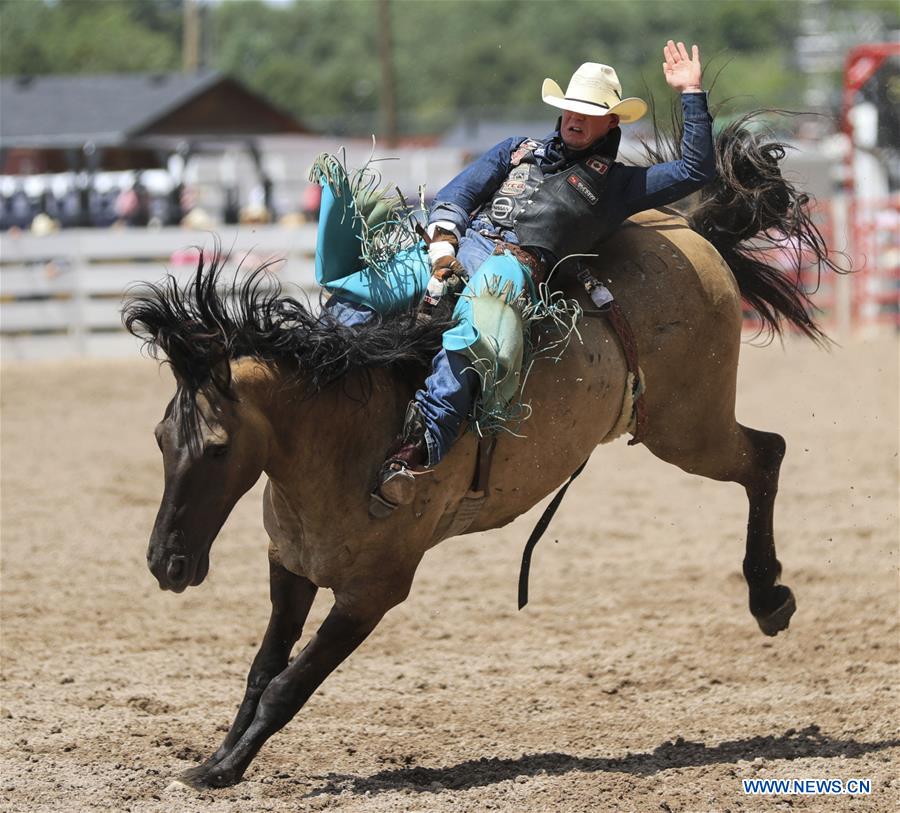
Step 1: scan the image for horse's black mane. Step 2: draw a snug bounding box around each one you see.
[640,101,848,344]
[123,250,449,450]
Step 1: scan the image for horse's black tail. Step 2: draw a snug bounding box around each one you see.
[643,108,848,344]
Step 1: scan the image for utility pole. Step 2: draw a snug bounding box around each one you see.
[183,0,200,74]
[377,0,398,146]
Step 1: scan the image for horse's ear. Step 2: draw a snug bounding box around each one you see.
[210,356,234,396]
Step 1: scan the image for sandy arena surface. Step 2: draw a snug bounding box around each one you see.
[1,334,898,813]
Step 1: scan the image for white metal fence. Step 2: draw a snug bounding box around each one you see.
[0,225,319,361]
[2,199,895,361]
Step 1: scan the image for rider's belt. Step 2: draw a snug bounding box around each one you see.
[491,240,547,285]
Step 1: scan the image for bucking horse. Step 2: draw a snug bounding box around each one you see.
[123,113,841,789]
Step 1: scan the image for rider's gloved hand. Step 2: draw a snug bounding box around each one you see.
[425,223,464,278]
[428,238,456,265]
[417,222,465,322]
[431,251,465,280]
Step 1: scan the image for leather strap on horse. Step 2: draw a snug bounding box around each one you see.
[472,435,496,495]
[440,435,496,539]
[516,274,645,608]
[517,457,589,610]
[582,298,647,446]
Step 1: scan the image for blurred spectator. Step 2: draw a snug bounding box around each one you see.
[38,189,61,221]
[58,186,82,228]
[240,184,272,224]
[301,182,322,222]
[30,212,60,235]
[181,207,215,229]
[89,186,117,227]
[165,183,194,226]
[9,185,34,229]
[114,184,139,225]
[223,185,240,225]
[239,202,270,224]
[117,180,150,226]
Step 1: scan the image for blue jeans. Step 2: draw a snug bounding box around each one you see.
[414,348,479,467]
[324,297,478,466]
[456,220,521,276]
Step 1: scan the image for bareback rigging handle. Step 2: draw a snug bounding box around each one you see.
[517,457,590,610]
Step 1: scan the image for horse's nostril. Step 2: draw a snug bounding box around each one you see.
[166,555,188,583]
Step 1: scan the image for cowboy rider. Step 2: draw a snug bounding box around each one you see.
[365,41,717,513]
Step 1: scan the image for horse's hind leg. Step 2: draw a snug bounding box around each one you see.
[740,426,797,635]
[183,555,317,779]
[643,420,796,636]
[735,426,796,635]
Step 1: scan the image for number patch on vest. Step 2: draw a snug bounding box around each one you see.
[567,174,599,205]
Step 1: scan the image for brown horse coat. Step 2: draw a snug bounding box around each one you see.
[249,209,744,612]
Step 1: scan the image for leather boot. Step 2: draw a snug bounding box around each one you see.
[369,401,430,517]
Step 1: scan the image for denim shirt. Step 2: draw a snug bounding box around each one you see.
[429,92,716,251]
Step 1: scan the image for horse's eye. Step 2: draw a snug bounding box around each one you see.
[205,443,229,459]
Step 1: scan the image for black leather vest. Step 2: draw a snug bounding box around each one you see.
[482,141,615,260]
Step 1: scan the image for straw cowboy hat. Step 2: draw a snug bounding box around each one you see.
[542,63,647,123]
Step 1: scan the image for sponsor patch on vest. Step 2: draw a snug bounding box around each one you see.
[491,197,514,219]
[567,174,599,205]
[586,157,609,175]
[510,139,540,166]
[499,179,527,196]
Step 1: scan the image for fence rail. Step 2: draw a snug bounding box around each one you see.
[791,196,899,336]
[2,198,897,361]
[1,225,319,360]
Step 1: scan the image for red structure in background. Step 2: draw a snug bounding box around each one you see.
[840,43,900,145]
[790,197,900,335]
[745,44,899,337]
[838,43,899,332]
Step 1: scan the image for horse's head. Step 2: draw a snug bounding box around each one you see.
[148,365,273,592]
[123,249,448,593]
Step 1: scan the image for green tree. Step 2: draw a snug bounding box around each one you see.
[2,0,895,136]
[0,0,180,75]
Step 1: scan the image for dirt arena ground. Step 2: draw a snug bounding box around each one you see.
[1,334,897,813]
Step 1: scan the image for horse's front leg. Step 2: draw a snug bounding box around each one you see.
[179,589,393,789]
[184,556,317,778]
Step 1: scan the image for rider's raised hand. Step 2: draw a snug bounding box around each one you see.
[663,40,702,93]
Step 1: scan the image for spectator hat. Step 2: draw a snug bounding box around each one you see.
[542,63,647,123]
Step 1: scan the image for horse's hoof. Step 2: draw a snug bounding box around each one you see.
[177,763,240,790]
[754,585,796,637]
